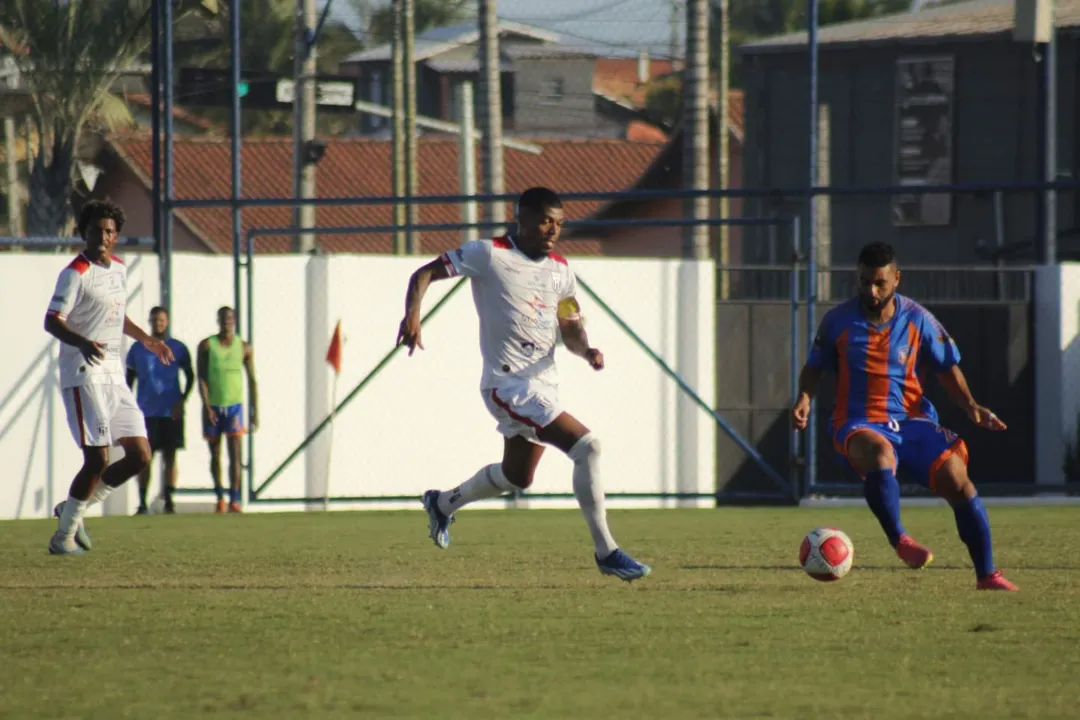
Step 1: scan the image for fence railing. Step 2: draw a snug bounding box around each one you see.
[718,265,1034,303]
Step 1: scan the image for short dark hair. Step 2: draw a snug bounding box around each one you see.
[77,199,126,238]
[218,306,234,316]
[150,306,167,316]
[857,242,897,269]
[517,187,562,216]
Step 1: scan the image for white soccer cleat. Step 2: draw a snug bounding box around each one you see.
[54,501,92,551]
[48,532,86,556]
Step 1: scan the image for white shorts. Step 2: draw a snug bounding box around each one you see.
[482,379,562,444]
[62,383,147,448]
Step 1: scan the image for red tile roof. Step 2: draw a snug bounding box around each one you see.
[124,93,219,133]
[593,58,675,106]
[624,120,669,144]
[592,60,744,140]
[108,134,664,255]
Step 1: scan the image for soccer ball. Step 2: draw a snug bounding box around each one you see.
[799,527,854,581]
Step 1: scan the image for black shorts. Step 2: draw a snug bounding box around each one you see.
[145,416,185,452]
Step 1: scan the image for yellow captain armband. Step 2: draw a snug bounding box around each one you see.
[556,297,582,323]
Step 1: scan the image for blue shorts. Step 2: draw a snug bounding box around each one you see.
[204,403,245,440]
[833,417,968,490]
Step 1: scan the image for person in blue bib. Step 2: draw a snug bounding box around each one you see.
[126,306,194,514]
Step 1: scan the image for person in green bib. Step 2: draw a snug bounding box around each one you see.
[197,307,258,513]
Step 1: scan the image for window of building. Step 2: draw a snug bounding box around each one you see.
[541,77,564,102]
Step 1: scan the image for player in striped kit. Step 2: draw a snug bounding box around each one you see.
[397,187,651,581]
[45,199,174,555]
[792,242,1017,590]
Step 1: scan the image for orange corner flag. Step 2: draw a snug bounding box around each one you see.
[326,320,343,375]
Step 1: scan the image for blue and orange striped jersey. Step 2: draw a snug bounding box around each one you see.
[807,294,961,428]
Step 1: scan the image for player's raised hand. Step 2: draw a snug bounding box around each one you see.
[967,404,1007,431]
[396,313,424,356]
[792,393,811,431]
[145,337,174,366]
[78,339,106,365]
[584,348,604,370]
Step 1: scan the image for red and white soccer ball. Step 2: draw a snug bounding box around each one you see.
[799,527,855,581]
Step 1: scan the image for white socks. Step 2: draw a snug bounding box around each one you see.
[56,484,114,538]
[88,483,114,507]
[438,463,516,516]
[57,497,88,539]
[434,434,620,560]
[569,434,619,558]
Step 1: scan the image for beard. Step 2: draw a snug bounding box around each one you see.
[861,291,894,313]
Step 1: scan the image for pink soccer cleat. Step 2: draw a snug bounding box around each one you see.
[895,534,934,570]
[976,571,1018,591]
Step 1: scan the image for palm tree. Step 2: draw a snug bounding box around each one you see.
[175,0,363,135]
[0,0,216,236]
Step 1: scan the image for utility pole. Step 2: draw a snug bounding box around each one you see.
[478,0,505,234]
[391,0,406,252]
[682,0,709,260]
[669,0,682,72]
[456,80,479,245]
[292,0,318,253]
[404,0,420,253]
[717,0,730,298]
[675,0,709,504]
[4,117,22,236]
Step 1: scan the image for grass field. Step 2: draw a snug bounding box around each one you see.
[2,505,1080,718]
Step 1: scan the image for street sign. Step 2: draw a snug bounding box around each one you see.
[275,79,356,109]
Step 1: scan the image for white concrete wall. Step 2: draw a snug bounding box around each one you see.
[0,252,717,519]
[1035,263,1080,487]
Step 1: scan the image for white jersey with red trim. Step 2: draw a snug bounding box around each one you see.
[441,235,577,389]
[46,253,128,388]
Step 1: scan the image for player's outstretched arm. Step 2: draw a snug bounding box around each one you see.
[557,297,603,370]
[397,258,451,356]
[936,365,1007,431]
[123,316,174,365]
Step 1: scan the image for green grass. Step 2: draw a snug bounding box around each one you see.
[2,506,1080,718]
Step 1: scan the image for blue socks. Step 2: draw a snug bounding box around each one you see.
[864,468,905,547]
[229,488,241,504]
[952,494,995,578]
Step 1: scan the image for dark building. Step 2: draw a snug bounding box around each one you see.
[737,0,1080,275]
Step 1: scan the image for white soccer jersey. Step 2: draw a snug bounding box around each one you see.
[441,235,577,389]
[46,253,128,389]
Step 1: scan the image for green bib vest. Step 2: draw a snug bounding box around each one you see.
[207,336,244,407]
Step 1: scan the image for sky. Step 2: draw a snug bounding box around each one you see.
[329,0,687,59]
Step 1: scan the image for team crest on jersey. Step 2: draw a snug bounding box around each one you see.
[552,273,562,293]
[896,345,910,364]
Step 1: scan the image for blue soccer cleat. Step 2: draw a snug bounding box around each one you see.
[422,490,454,549]
[54,501,92,552]
[596,549,652,582]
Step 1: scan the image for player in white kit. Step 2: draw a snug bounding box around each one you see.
[44,199,174,555]
[397,187,651,581]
